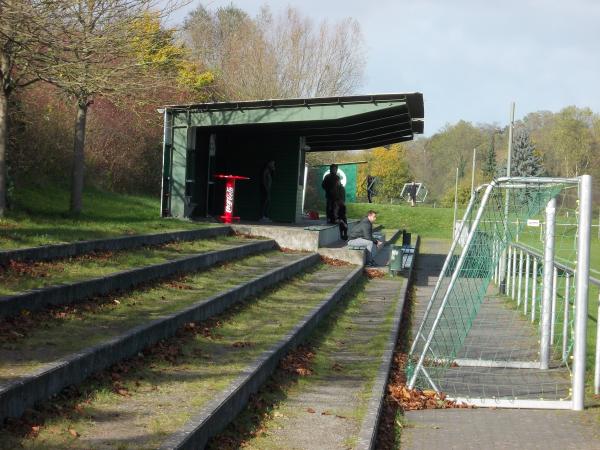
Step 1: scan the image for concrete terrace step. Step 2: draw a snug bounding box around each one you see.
[0,262,361,449]
[0,251,319,422]
[0,226,231,266]
[232,220,365,252]
[0,238,274,317]
[237,236,419,450]
[160,264,362,450]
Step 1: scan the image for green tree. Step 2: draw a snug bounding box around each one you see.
[483,134,497,179]
[510,127,544,177]
[423,120,485,200]
[548,106,594,176]
[357,144,411,201]
[440,178,472,208]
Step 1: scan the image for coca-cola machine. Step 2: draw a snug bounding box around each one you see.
[214,174,250,223]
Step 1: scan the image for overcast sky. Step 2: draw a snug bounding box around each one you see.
[169,0,600,135]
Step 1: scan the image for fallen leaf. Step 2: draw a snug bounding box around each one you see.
[68,428,79,437]
[307,408,316,413]
[331,362,344,372]
[320,256,352,266]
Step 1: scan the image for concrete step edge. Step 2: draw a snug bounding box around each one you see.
[0,239,275,318]
[159,264,364,450]
[0,226,232,266]
[0,252,320,422]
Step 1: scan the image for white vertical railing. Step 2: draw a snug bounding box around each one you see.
[540,198,556,369]
[573,175,592,411]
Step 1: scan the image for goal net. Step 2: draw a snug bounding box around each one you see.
[407,176,592,409]
[400,182,428,203]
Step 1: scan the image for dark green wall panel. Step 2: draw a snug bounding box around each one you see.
[211,131,299,222]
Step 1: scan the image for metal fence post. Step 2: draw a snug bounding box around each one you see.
[495,242,500,285]
[551,267,558,343]
[540,198,556,369]
[595,290,600,395]
[573,174,592,411]
[507,246,513,295]
[512,247,518,299]
[494,242,499,284]
[562,273,570,362]
[524,253,531,315]
[531,258,538,323]
[517,250,524,306]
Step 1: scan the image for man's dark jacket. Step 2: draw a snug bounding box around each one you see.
[348,216,375,243]
[322,173,339,199]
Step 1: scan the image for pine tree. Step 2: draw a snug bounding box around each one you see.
[510,127,544,177]
[483,134,497,178]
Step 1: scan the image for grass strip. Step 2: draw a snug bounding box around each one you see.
[0,186,208,250]
[0,251,305,381]
[0,236,251,296]
[0,264,355,449]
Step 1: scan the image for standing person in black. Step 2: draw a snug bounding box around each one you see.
[408,181,418,207]
[259,160,275,222]
[347,210,383,266]
[332,178,348,240]
[321,164,339,224]
[366,175,376,203]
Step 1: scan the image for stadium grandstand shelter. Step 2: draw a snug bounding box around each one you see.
[159,94,424,222]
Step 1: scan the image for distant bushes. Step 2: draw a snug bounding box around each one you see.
[8,84,165,195]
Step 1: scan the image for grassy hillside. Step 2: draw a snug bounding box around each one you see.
[346,202,458,239]
[0,186,207,249]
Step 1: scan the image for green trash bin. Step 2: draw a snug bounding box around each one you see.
[389,245,404,275]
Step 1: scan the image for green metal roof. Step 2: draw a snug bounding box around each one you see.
[164,93,424,151]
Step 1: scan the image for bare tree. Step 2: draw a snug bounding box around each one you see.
[39,0,194,214]
[182,4,279,100]
[268,7,365,98]
[182,5,366,100]
[0,0,48,216]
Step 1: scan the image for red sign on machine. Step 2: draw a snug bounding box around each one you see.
[215,174,250,223]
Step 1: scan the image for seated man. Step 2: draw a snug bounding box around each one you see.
[347,210,383,266]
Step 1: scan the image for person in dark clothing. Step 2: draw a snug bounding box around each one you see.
[408,181,418,207]
[332,178,348,240]
[259,160,275,221]
[366,175,376,203]
[347,210,383,265]
[321,164,339,224]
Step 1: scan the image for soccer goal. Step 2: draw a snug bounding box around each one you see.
[400,182,428,203]
[407,176,593,410]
